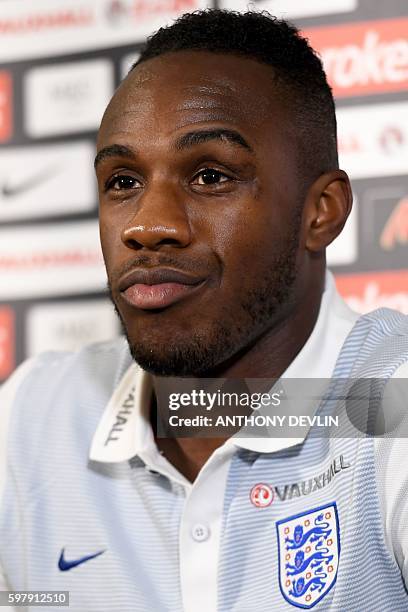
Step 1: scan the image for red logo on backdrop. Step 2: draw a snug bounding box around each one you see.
[335,271,408,315]
[250,483,274,507]
[0,307,15,380]
[380,197,408,251]
[0,71,12,143]
[304,18,408,98]
[107,0,198,22]
[132,0,197,14]
[0,10,93,34]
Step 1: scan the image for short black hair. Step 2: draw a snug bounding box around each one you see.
[132,9,338,183]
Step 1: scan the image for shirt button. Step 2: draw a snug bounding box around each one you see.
[191,523,210,542]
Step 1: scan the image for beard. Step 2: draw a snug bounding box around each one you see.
[109,213,301,377]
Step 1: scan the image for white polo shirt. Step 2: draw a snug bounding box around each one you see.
[1,270,408,611]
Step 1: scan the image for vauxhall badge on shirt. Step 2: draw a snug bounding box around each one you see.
[276,502,340,608]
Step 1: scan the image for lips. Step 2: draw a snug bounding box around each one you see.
[118,267,207,310]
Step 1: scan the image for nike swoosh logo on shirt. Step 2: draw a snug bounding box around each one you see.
[58,548,105,571]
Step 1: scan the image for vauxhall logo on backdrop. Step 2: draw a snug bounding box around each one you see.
[0,0,207,62]
[106,0,200,24]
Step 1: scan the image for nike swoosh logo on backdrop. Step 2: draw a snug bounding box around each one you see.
[58,548,105,571]
[1,166,58,199]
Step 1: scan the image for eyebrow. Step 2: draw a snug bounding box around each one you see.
[174,128,253,153]
[94,128,253,169]
[94,144,135,169]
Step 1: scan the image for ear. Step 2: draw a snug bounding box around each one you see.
[303,170,353,252]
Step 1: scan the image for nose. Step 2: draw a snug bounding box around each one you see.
[121,182,192,251]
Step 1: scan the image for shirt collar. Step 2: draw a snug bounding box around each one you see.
[89,270,359,463]
[232,270,359,453]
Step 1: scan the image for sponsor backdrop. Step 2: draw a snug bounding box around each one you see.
[0,0,407,381]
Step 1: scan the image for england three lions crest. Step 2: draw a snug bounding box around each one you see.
[276,502,340,609]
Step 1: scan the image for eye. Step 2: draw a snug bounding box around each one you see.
[192,168,230,185]
[105,174,140,191]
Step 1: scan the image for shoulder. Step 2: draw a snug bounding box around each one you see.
[356,307,408,342]
[0,358,39,500]
[375,360,408,582]
[0,338,132,498]
[345,307,408,378]
[2,336,132,402]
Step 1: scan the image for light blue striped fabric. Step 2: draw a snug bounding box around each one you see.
[1,308,408,611]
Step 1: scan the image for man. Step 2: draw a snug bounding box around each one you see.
[1,9,408,612]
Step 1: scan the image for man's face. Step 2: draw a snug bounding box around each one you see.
[96,51,306,376]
